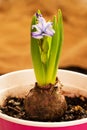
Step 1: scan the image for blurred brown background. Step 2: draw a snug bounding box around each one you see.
[0,0,87,74]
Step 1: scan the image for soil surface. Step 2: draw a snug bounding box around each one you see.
[0,96,87,122]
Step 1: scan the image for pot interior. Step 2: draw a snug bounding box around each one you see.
[0,69,87,106]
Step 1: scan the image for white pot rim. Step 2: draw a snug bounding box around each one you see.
[0,69,86,79]
[0,69,87,127]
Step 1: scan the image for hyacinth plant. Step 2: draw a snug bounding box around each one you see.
[31,9,63,87]
[25,9,67,121]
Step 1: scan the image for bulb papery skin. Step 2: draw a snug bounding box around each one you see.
[25,82,67,121]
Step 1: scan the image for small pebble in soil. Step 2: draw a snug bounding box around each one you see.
[0,96,87,122]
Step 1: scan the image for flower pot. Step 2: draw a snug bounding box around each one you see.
[0,69,87,130]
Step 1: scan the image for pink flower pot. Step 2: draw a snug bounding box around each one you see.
[0,69,87,130]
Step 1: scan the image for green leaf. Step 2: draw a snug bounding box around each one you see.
[31,15,45,86]
[52,9,63,83]
[46,9,63,84]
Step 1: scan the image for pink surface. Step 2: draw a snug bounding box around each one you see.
[0,118,87,130]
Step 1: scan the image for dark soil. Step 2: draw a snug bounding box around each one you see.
[0,96,87,122]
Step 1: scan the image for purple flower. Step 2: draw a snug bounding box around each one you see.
[32,14,55,39]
